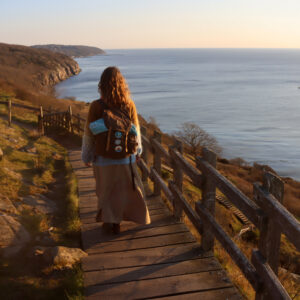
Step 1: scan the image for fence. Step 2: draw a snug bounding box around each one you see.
[0,99,84,135]
[136,127,300,300]
[2,99,299,299]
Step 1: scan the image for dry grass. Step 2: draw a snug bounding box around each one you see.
[0,115,83,299]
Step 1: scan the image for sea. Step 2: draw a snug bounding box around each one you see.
[56,49,300,180]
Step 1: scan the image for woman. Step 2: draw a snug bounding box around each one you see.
[81,66,151,234]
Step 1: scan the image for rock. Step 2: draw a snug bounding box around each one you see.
[52,152,63,160]
[0,213,30,257]
[44,246,87,268]
[8,138,19,144]
[3,167,22,180]
[22,194,57,214]
[27,146,37,154]
[0,195,18,215]
[0,147,3,161]
[19,145,37,154]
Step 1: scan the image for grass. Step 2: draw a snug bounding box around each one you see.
[0,108,83,299]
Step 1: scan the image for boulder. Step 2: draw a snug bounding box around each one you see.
[0,213,30,257]
[22,194,57,214]
[3,167,22,180]
[0,195,18,215]
[43,246,87,268]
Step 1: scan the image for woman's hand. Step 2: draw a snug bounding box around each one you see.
[85,162,92,167]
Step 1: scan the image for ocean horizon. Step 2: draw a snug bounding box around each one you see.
[56,48,300,180]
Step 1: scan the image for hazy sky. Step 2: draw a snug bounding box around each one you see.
[1,0,300,49]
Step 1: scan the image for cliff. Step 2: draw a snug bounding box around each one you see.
[31,44,105,57]
[0,43,80,94]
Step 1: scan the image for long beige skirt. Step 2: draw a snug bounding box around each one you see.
[93,162,151,224]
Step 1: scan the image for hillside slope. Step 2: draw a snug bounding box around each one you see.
[32,44,105,57]
[0,43,80,93]
[0,43,85,112]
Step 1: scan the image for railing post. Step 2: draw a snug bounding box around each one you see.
[38,106,44,135]
[169,138,183,220]
[253,172,284,300]
[140,126,148,182]
[153,130,161,196]
[8,98,12,126]
[68,106,73,133]
[77,113,81,134]
[196,148,217,252]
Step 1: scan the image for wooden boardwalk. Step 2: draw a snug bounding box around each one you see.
[69,150,242,300]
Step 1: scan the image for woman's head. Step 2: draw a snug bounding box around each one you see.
[98,66,131,108]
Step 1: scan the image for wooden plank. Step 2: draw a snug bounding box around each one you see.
[151,167,174,204]
[197,148,217,251]
[195,202,260,291]
[251,250,291,300]
[169,181,203,235]
[12,102,40,111]
[152,287,242,300]
[142,134,151,151]
[140,127,149,181]
[137,158,150,179]
[79,206,169,218]
[147,202,164,210]
[151,138,172,166]
[82,244,210,271]
[85,270,233,300]
[169,147,203,187]
[87,231,196,254]
[82,223,189,248]
[153,130,162,196]
[196,157,261,228]
[80,213,178,225]
[253,183,300,252]
[84,257,222,286]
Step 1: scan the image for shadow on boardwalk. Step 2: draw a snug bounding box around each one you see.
[69,149,242,300]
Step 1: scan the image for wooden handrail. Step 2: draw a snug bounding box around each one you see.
[137,129,299,300]
[196,201,261,291]
[253,182,300,251]
[169,147,203,187]
[196,156,262,228]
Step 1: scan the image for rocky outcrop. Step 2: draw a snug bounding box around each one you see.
[37,61,81,87]
[35,246,88,269]
[0,213,30,257]
[0,42,81,93]
[22,194,57,214]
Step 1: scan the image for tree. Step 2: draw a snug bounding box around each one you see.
[175,122,222,156]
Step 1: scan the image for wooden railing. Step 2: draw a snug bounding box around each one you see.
[2,99,299,299]
[137,126,300,300]
[0,99,85,135]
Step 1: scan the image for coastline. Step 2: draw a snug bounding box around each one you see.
[55,50,300,182]
[53,74,300,217]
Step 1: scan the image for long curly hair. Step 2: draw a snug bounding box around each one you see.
[98,66,131,109]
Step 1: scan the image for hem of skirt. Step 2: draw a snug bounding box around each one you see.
[98,217,151,225]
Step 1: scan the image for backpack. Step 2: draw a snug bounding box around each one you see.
[94,100,138,159]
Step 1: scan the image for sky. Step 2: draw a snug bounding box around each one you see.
[1,0,300,49]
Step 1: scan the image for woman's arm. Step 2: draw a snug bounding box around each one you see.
[81,102,96,165]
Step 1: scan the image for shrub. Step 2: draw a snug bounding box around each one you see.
[175,122,222,156]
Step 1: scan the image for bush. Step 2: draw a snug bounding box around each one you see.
[175,122,222,156]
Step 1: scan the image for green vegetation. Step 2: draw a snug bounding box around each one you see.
[0,107,83,299]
